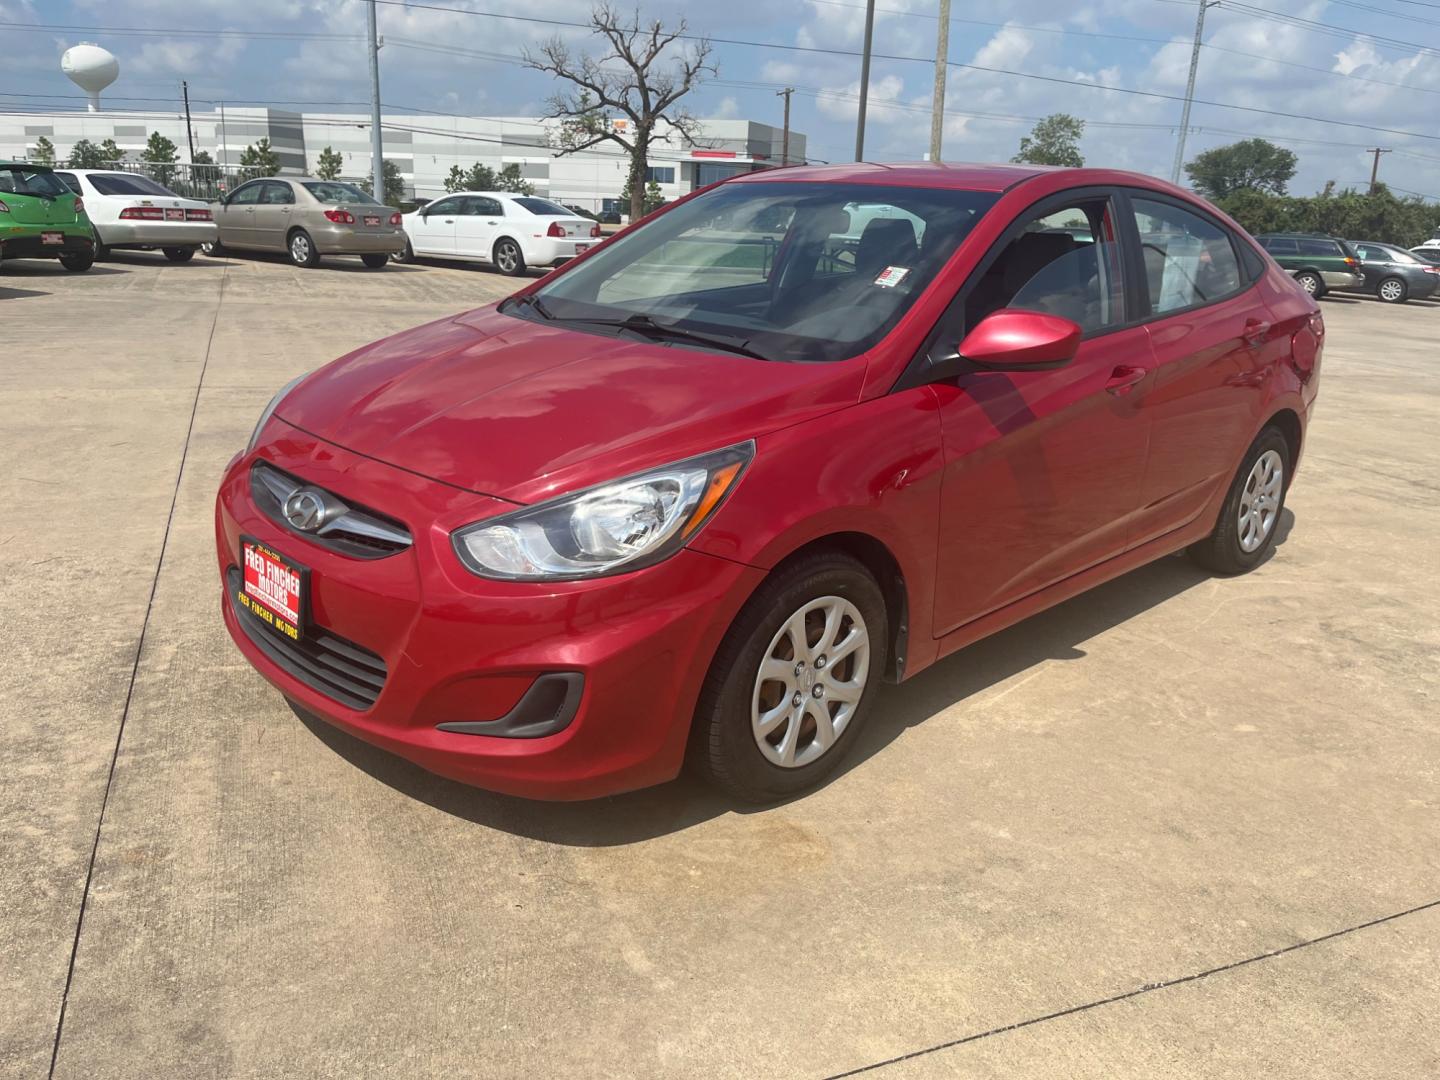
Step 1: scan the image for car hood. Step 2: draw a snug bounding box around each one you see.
[277,305,866,504]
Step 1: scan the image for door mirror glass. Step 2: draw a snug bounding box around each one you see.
[957,309,1081,371]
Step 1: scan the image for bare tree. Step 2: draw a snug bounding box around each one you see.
[525,6,715,222]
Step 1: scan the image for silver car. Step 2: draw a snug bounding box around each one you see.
[204,177,406,269]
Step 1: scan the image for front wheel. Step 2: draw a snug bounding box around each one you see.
[288,229,321,268]
[493,237,525,276]
[360,253,390,269]
[691,551,888,802]
[163,247,195,263]
[1377,276,1408,303]
[59,250,94,272]
[391,239,415,264]
[1293,270,1323,298]
[1189,427,1291,575]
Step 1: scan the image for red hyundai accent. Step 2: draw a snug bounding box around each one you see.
[216,163,1321,802]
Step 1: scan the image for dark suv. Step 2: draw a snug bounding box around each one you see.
[1255,234,1364,298]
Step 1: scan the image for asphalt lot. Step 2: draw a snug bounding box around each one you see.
[3,251,1438,1079]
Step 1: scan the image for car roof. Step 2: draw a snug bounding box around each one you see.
[0,160,54,171]
[729,161,1049,192]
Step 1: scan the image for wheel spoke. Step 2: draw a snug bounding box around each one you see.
[759,657,795,684]
[823,677,862,704]
[783,610,812,663]
[828,626,865,665]
[807,701,836,751]
[777,706,804,765]
[755,699,790,737]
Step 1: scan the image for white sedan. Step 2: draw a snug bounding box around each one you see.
[53,168,217,262]
[397,192,600,275]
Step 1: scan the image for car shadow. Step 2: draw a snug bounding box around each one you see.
[202,250,424,273]
[294,511,1294,847]
[101,251,223,268]
[0,285,50,300]
[0,262,128,278]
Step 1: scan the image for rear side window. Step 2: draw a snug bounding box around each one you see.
[301,181,370,204]
[260,182,295,205]
[512,197,569,216]
[1296,238,1339,257]
[1264,237,1298,255]
[1131,198,1242,314]
[468,197,503,216]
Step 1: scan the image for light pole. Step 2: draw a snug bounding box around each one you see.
[929,0,951,162]
[1170,0,1218,185]
[366,0,385,202]
[854,0,876,161]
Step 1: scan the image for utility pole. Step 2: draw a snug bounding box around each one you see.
[776,87,793,166]
[366,0,385,203]
[1170,0,1216,185]
[181,80,197,163]
[854,0,876,161]
[218,100,227,173]
[929,0,951,162]
[1367,148,1391,193]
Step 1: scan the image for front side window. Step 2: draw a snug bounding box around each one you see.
[228,182,264,206]
[87,173,178,197]
[1131,198,1242,314]
[301,181,370,204]
[424,197,461,216]
[529,181,998,363]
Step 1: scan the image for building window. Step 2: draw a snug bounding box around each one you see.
[644,166,675,185]
[696,162,747,187]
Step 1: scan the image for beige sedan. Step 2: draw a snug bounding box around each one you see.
[204,176,406,269]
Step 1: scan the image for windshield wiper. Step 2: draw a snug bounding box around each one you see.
[508,293,555,320]
[569,313,773,362]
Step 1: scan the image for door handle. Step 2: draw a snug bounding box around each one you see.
[1105,365,1147,396]
[443,218,454,224]
[1243,317,1270,345]
[487,219,498,224]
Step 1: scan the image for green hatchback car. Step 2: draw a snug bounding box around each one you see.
[0,161,95,271]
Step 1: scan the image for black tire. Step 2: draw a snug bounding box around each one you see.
[1376,275,1408,304]
[493,237,526,276]
[691,551,889,802]
[391,239,415,264]
[1188,426,1291,575]
[59,250,94,272]
[202,240,223,257]
[287,228,321,268]
[92,231,110,261]
[360,252,390,269]
[163,247,195,263]
[1293,270,1323,298]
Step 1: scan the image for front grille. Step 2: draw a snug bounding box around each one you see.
[227,567,387,710]
[250,462,411,559]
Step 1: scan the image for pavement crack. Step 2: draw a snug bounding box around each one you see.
[46,264,230,1080]
[823,896,1440,1078]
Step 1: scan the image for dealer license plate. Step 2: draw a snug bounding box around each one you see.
[165,208,185,221]
[41,231,63,245]
[239,537,307,641]
[573,243,591,254]
[363,215,381,227]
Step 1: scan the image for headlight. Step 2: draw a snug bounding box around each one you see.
[247,374,306,453]
[453,442,753,581]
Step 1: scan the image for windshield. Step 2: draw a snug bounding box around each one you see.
[513,197,572,216]
[0,167,71,198]
[88,173,179,197]
[529,181,998,363]
[301,181,372,204]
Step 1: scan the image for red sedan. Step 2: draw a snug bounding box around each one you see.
[216,163,1322,802]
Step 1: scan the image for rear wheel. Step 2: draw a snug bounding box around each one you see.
[201,240,223,256]
[493,237,525,276]
[1188,427,1290,575]
[91,230,111,261]
[692,551,888,802]
[287,229,320,268]
[1293,270,1323,298]
[360,253,390,269]
[59,250,94,272]
[163,247,195,263]
[1377,276,1408,303]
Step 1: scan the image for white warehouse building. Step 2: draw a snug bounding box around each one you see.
[0,106,807,211]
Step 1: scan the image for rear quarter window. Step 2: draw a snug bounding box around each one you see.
[1264,237,1299,255]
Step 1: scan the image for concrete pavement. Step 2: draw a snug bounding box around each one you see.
[2,253,1437,1078]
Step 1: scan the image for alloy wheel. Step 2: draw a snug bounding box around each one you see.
[496,241,519,273]
[290,234,310,264]
[1238,449,1283,553]
[751,596,870,768]
[1379,278,1405,302]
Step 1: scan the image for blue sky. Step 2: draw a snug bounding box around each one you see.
[4,0,1440,200]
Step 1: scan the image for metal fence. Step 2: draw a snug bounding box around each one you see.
[77,161,268,202]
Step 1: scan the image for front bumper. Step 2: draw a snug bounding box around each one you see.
[314,224,407,256]
[1,231,93,260]
[215,419,764,800]
[98,220,217,247]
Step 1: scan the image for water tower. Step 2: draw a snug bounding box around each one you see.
[61,44,119,112]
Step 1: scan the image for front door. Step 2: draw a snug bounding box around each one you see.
[457,195,504,260]
[410,196,461,256]
[930,194,1155,635]
[252,180,296,252]
[216,180,263,246]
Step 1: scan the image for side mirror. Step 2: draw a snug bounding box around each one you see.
[954,309,1081,372]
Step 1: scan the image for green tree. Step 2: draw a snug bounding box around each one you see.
[141,131,179,186]
[315,145,344,180]
[524,8,714,222]
[238,138,281,177]
[31,135,56,165]
[359,159,406,206]
[495,162,534,195]
[99,138,125,164]
[191,149,213,165]
[463,163,499,191]
[1011,114,1085,168]
[443,164,467,193]
[67,139,106,168]
[618,178,665,216]
[1213,184,1440,247]
[1185,138,1298,201]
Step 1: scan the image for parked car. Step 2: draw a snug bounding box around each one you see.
[205,177,405,269]
[0,161,95,271]
[1410,246,1440,267]
[53,168,216,262]
[565,203,600,221]
[218,164,1321,802]
[1346,240,1440,303]
[597,209,623,225]
[396,192,602,275]
[1253,233,1363,297]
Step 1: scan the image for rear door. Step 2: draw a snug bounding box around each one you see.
[410,195,461,255]
[456,196,503,258]
[1123,192,1276,546]
[252,180,296,251]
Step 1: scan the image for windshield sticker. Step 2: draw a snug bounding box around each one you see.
[874,266,910,288]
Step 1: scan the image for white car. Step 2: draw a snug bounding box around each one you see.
[397,192,600,275]
[53,168,217,262]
